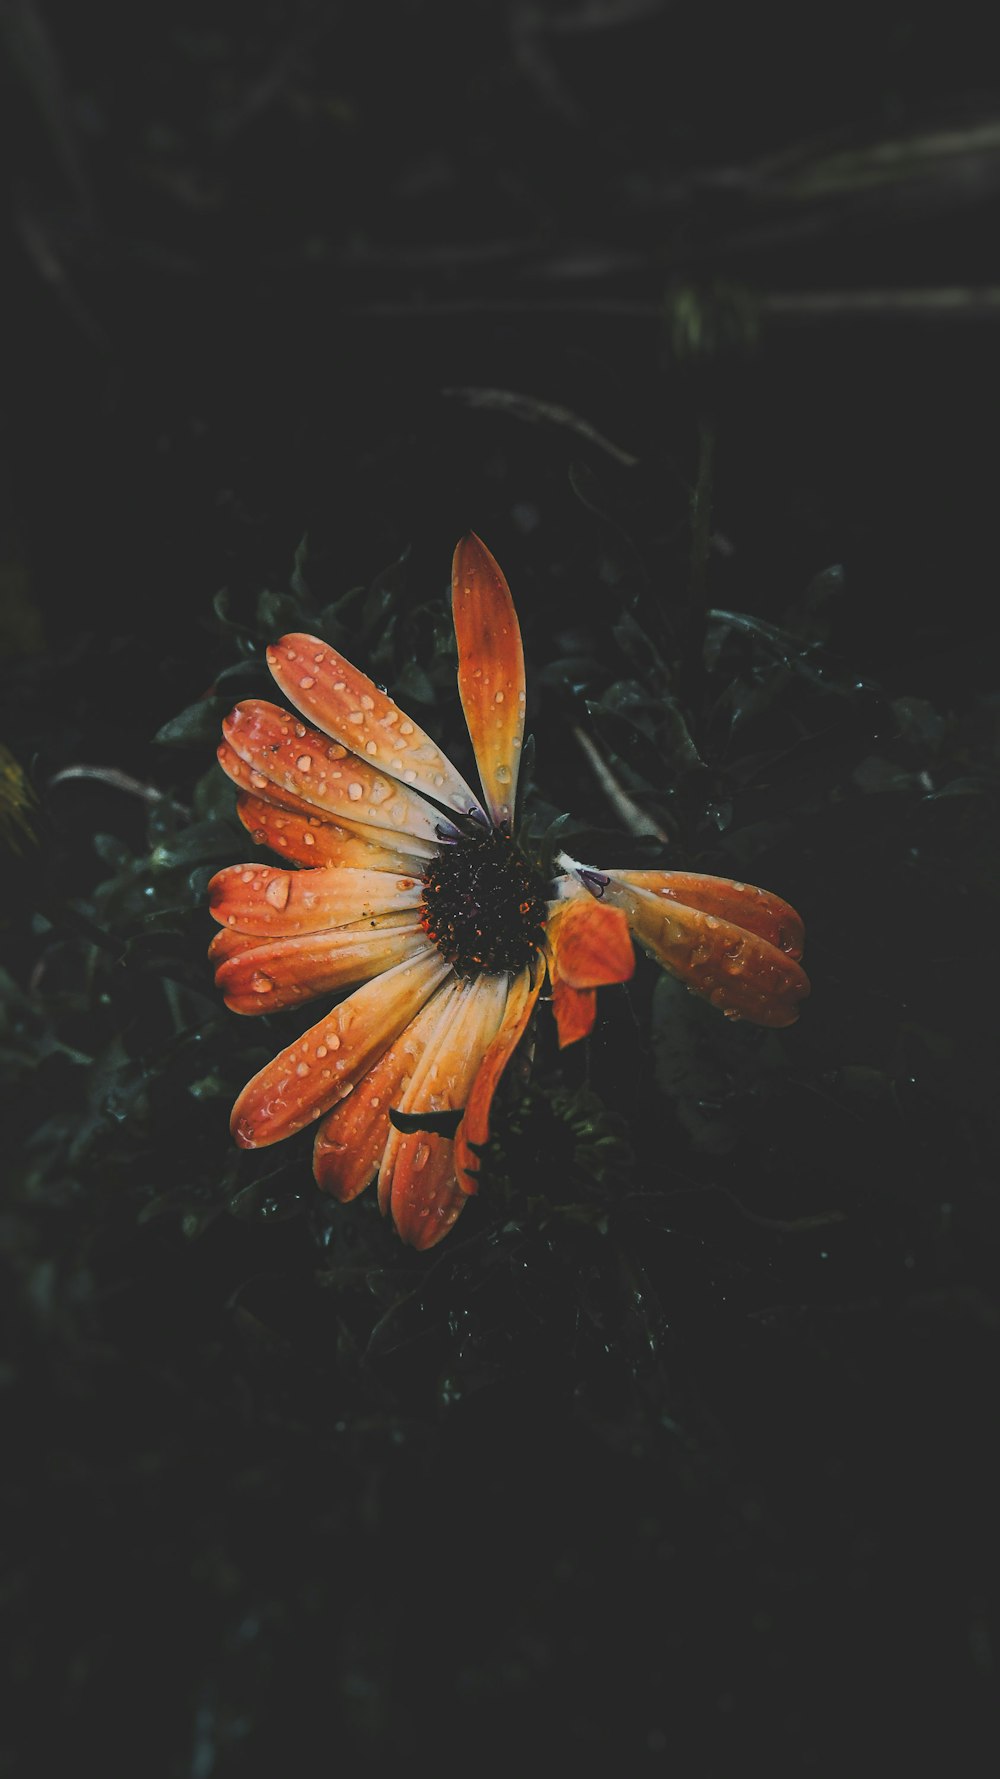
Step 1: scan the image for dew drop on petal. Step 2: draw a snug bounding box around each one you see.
[299,676,315,689]
[297,754,312,772]
[265,877,290,910]
[348,781,364,800]
[250,971,274,994]
[413,1143,430,1171]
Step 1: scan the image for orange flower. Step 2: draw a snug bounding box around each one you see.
[210,534,808,1249]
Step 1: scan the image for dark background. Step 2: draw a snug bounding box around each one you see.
[2,2,999,1774]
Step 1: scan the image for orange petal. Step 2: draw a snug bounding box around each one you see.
[546,894,635,989]
[378,974,509,1248]
[209,862,423,937]
[222,701,457,844]
[454,962,543,1190]
[266,634,486,826]
[214,921,426,1014]
[550,976,596,1049]
[452,533,526,831]
[230,948,450,1148]
[601,878,810,1027]
[235,793,433,870]
[313,979,463,1202]
[208,927,262,964]
[607,870,805,959]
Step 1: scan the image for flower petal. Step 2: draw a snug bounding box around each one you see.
[600,877,810,1027]
[378,973,509,1249]
[313,978,464,1202]
[230,947,450,1148]
[550,976,596,1049]
[454,962,543,1191]
[222,701,458,844]
[266,634,486,826]
[214,920,427,1014]
[209,862,423,937]
[235,792,433,870]
[546,894,635,989]
[606,869,805,960]
[452,533,526,831]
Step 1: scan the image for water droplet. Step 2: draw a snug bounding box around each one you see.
[404,769,417,783]
[316,1045,328,1059]
[348,710,364,724]
[296,1062,310,1077]
[299,675,315,689]
[303,832,315,846]
[370,1096,380,1109]
[413,1143,430,1170]
[250,971,274,994]
[265,876,290,910]
[297,754,312,771]
[361,694,374,710]
[400,722,414,736]
[348,781,364,800]
[494,690,504,703]
[496,764,511,783]
[250,771,268,790]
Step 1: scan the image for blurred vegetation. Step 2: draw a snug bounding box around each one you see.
[2,2,1000,1775]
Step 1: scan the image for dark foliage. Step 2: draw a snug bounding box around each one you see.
[2,3,999,1775]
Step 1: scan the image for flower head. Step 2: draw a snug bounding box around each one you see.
[210,534,809,1248]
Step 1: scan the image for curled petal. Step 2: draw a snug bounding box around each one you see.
[230,947,450,1148]
[378,974,509,1249]
[266,634,486,825]
[546,894,635,989]
[550,976,596,1049]
[452,533,526,831]
[314,979,463,1202]
[235,793,433,870]
[454,962,543,1190]
[601,877,810,1027]
[606,869,804,960]
[222,701,457,844]
[209,862,423,937]
[214,920,426,1014]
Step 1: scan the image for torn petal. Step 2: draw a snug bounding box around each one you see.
[452,533,526,831]
[378,973,509,1248]
[546,893,635,989]
[454,962,543,1190]
[266,633,486,826]
[550,975,596,1049]
[313,978,464,1202]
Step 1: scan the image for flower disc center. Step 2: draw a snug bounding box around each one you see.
[420,829,547,978]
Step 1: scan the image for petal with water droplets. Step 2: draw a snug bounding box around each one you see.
[452,533,526,832]
[214,921,427,1014]
[266,634,486,825]
[601,876,810,1027]
[230,948,450,1148]
[209,863,423,937]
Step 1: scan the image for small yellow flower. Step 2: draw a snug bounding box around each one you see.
[211,536,808,1248]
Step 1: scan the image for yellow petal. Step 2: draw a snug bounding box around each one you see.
[452,533,526,831]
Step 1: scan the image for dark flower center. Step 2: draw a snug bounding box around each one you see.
[420,829,547,978]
